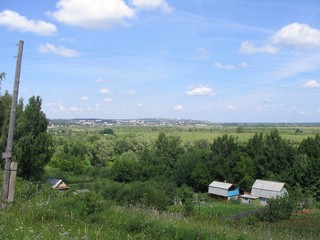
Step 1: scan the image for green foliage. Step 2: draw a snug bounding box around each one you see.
[99,128,114,135]
[0,96,54,180]
[262,195,295,222]
[183,198,194,216]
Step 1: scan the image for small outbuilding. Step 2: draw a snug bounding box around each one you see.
[251,179,287,205]
[208,181,240,201]
[47,178,69,191]
[241,194,260,206]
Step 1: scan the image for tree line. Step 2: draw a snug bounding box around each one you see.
[1,90,319,202]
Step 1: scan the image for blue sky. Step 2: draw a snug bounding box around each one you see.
[0,0,320,122]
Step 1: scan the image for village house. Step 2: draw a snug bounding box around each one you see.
[47,178,69,191]
[242,179,287,206]
[208,181,240,201]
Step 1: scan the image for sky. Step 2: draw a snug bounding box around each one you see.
[0,0,320,122]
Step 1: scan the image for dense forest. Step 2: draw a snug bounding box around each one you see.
[48,128,320,201]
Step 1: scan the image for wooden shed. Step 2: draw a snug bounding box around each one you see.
[241,194,260,206]
[47,178,69,191]
[208,181,240,201]
[251,179,287,205]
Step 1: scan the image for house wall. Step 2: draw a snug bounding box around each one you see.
[208,187,227,197]
[241,197,260,206]
[227,188,240,197]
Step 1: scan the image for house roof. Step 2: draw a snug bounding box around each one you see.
[241,194,259,199]
[47,178,69,189]
[209,181,234,190]
[252,179,285,192]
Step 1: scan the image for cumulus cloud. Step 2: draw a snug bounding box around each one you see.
[174,104,183,110]
[46,102,64,111]
[38,43,79,57]
[131,0,173,12]
[0,10,57,36]
[100,88,110,94]
[213,62,236,70]
[104,98,114,102]
[227,105,236,111]
[302,79,320,88]
[81,96,89,101]
[185,86,215,96]
[213,61,248,70]
[240,41,278,54]
[271,23,320,50]
[70,106,79,112]
[49,0,135,29]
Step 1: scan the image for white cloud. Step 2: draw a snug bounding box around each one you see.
[49,0,135,29]
[214,61,248,70]
[100,88,110,94]
[121,89,136,95]
[0,10,57,36]
[104,98,114,102]
[87,104,100,111]
[302,79,320,88]
[131,0,173,13]
[137,102,143,106]
[240,41,278,54]
[95,78,103,83]
[38,43,79,57]
[174,104,183,110]
[70,106,78,112]
[196,47,209,60]
[238,61,248,67]
[227,105,236,111]
[46,102,64,111]
[271,23,320,50]
[213,62,236,70]
[185,86,215,96]
[81,96,89,101]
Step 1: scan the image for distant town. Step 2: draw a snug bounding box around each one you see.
[48,118,320,128]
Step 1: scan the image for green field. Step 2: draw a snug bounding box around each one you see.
[50,124,320,144]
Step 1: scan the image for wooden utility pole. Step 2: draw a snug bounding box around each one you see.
[1,40,24,209]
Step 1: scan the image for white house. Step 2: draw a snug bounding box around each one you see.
[251,179,287,205]
[47,178,69,191]
[208,181,240,201]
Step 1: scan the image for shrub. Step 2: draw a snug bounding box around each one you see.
[261,195,295,222]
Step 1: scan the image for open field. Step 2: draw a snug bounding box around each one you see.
[49,124,320,144]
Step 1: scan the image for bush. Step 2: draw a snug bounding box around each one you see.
[261,195,295,222]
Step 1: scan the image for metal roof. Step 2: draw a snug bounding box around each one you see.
[252,179,285,192]
[241,194,259,199]
[209,181,234,190]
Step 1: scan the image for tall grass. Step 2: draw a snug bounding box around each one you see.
[1,177,319,239]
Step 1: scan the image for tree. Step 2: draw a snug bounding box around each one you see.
[0,72,5,94]
[209,134,240,183]
[154,132,185,177]
[13,96,53,180]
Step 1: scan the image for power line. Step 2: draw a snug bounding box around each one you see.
[25,55,320,94]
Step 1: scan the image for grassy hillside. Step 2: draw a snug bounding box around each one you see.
[1,174,319,239]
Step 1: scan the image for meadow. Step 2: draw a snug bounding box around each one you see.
[1,124,320,239]
[1,171,319,240]
[51,124,320,144]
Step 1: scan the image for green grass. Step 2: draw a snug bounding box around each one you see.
[49,124,320,144]
[1,177,320,239]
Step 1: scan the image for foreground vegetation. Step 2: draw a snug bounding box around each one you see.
[1,175,319,240]
[1,89,320,239]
